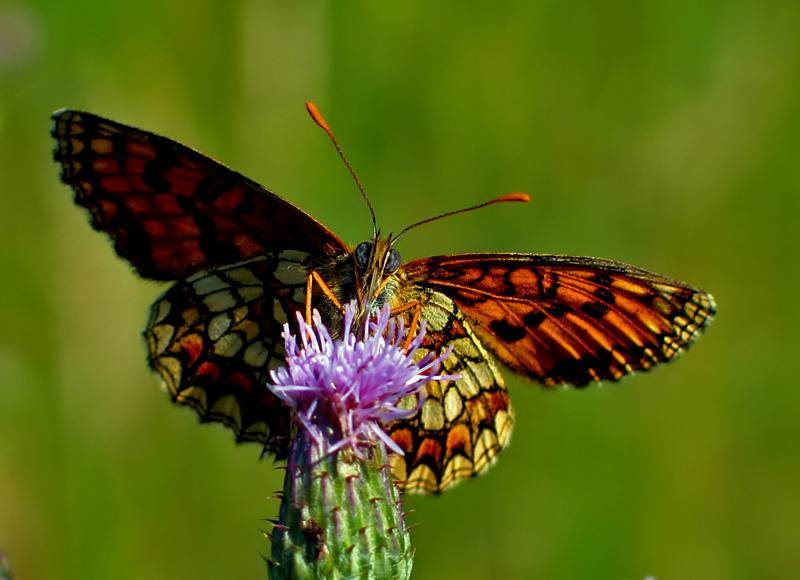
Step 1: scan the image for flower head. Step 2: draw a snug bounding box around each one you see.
[268,301,456,457]
[267,302,457,579]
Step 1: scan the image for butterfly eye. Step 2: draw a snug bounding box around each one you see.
[354,242,373,268]
[385,249,401,274]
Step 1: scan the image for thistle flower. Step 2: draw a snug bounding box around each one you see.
[266,302,456,579]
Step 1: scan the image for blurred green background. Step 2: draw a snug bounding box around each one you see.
[1,0,798,578]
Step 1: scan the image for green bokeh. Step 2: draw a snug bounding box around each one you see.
[2,0,798,578]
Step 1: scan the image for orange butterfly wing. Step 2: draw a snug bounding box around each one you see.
[404,253,716,386]
[51,110,348,279]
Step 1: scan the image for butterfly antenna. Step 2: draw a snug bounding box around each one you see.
[306,102,378,238]
[394,192,531,242]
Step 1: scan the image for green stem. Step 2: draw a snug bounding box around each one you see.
[268,431,414,579]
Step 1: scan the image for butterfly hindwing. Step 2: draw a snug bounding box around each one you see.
[386,287,512,493]
[144,251,318,455]
[402,253,716,387]
[51,110,347,280]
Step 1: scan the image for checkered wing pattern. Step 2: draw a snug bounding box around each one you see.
[52,110,347,455]
[386,287,513,493]
[145,252,316,455]
[404,254,715,386]
[386,253,715,492]
[51,110,347,279]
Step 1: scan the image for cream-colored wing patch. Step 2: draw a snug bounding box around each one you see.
[386,287,513,494]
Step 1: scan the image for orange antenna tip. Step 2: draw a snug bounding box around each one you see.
[498,192,531,203]
[395,191,532,241]
[305,102,332,135]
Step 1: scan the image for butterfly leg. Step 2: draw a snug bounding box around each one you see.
[389,301,423,350]
[305,270,344,323]
[368,275,422,347]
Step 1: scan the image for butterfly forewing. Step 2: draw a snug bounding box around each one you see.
[402,254,716,387]
[51,110,347,279]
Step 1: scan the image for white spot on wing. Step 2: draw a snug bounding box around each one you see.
[203,290,236,313]
[208,313,232,341]
[214,333,243,357]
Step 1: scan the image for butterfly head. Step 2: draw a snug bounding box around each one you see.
[352,232,402,316]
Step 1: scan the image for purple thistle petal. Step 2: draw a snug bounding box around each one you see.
[268,301,458,457]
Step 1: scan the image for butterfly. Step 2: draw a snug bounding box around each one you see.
[51,106,716,494]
